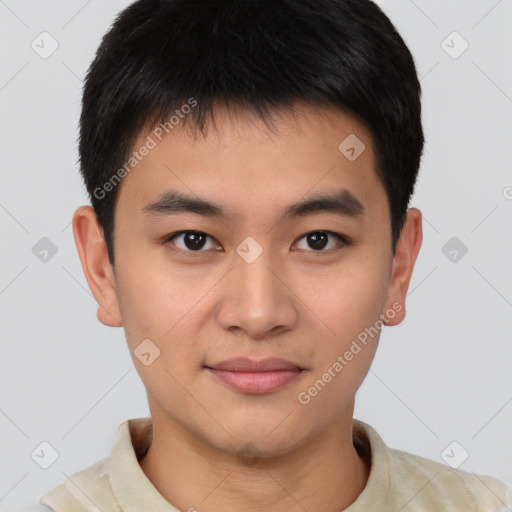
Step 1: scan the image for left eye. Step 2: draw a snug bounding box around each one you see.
[164,230,348,254]
[293,231,347,252]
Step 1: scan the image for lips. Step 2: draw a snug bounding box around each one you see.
[204,357,305,394]
[205,357,303,372]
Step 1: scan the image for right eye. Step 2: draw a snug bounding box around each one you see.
[163,230,222,255]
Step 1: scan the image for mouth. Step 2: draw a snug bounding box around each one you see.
[204,357,305,394]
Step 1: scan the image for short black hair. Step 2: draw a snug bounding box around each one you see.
[79,0,424,266]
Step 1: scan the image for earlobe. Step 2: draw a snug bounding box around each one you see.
[383,208,423,327]
[72,205,123,328]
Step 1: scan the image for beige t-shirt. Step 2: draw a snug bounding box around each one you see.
[39,417,512,511]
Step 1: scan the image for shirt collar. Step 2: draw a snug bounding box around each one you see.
[110,417,181,512]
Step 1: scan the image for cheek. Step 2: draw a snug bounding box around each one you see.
[294,254,390,345]
[114,249,209,374]
[296,262,388,413]
[114,242,185,333]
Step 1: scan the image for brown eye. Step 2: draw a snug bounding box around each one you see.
[294,231,348,252]
[165,231,220,253]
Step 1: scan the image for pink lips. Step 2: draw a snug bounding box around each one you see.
[205,357,304,394]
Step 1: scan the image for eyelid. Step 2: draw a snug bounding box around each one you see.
[163,230,351,255]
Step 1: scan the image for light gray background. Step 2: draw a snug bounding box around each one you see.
[1,0,511,510]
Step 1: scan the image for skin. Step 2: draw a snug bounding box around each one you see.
[72,102,422,512]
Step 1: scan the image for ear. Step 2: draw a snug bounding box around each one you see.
[72,205,123,327]
[383,208,423,326]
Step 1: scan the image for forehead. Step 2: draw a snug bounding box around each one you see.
[114,102,385,227]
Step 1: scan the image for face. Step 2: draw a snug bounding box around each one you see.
[74,102,422,458]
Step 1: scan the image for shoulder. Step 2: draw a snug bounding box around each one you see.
[388,444,512,511]
[39,457,121,512]
[354,420,511,511]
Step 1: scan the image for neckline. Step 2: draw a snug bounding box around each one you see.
[110,417,391,512]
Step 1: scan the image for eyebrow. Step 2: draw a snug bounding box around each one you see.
[142,188,365,222]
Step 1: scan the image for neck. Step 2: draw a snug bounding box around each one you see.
[139,406,370,512]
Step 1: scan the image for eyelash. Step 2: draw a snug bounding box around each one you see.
[162,230,351,257]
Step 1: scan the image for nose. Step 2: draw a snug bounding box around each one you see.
[215,244,299,341]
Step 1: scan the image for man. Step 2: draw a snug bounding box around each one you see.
[40,0,511,510]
